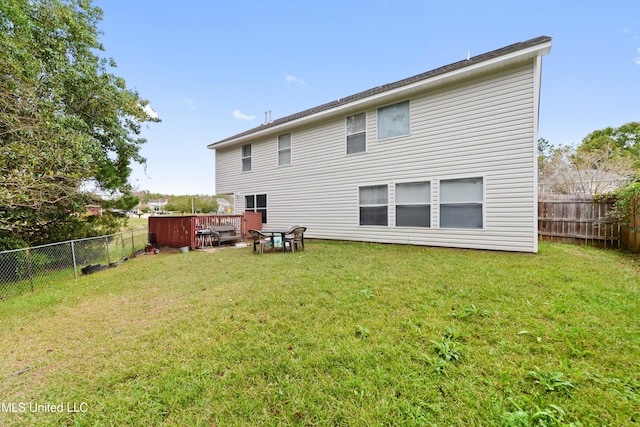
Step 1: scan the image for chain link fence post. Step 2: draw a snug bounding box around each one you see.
[105,236,111,266]
[27,248,34,293]
[120,232,126,259]
[71,240,78,279]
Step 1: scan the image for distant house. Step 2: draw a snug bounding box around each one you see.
[208,36,552,253]
[147,199,168,212]
[216,197,232,214]
[85,204,103,216]
[539,169,632,197]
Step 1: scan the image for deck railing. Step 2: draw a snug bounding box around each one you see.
[149,213,262,248]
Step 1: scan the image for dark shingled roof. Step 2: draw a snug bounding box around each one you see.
[210,35,551,147]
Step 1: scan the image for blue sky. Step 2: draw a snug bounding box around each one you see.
[94,0,640,195]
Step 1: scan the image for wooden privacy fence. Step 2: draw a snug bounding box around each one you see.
[621,197,640,252]
[538,194,640,252]
[148,212,263,249]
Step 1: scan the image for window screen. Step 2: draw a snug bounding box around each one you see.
[359,185,388,226]
[346,113,366,154]
[439,178,483,229]
[378,100,410,140]
[278,134,291,166]
[241,144,251,171]
[396,181,430,227]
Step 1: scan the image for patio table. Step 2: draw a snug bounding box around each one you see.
[261,228,294,253]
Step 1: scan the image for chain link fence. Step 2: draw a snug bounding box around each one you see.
[0,228,148,301]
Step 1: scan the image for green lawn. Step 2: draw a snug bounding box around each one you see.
[122,216,148,231]
[0,241,638,426]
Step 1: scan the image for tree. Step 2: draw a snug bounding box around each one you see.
[606,182,640,231]
[538,137,635,197]
[165,195,191,214]
[103,194,140,211]
[165,195,219,214]
[197,197,219,214]
[0,0,159,247]
[537,137,554,160]
[578,122,640,169]
[539,144,635,196]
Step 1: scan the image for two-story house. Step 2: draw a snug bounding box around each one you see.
[208,36,552,253]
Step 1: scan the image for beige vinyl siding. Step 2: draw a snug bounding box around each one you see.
[216,61,538,252]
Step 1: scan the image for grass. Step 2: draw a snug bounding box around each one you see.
[122,216,148,231]
[0,241,638,426]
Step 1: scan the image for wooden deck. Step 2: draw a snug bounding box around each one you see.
[148,213,262,248]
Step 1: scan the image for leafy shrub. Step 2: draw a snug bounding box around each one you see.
[607,182,640,231]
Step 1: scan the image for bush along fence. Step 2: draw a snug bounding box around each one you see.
[0,228,148,301]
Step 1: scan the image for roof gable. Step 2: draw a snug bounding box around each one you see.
[209,36,551,149]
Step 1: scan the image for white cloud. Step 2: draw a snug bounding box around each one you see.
[286,74,306,86]
[635,48,640,65]
[233,110,255,120]
[143,104,159,119]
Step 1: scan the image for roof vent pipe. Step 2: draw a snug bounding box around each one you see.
[467,50,470,60]
[269,110,272,123]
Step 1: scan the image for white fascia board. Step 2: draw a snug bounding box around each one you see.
[209,41,551,150]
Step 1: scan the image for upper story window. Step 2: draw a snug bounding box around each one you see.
[439,177,483,229]
[377,100,410,140]
[359,184,388,226]
[278,133,291,166]
[396,181,431,227]
[346,112,366,154]
[241,144,252,172]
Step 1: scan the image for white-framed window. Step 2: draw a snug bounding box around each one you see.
[278,133,291,166]
[396,181,431,227]
[377,100,410,140]
[245,194,267,223]
[439,177,483,229]
[241,144,252,172]
[359,184,388,226]
[346,112,366,154]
